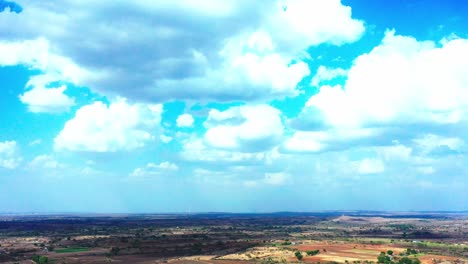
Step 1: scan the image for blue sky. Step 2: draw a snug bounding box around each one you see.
[0,0,467,213]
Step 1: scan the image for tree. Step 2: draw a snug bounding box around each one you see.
[32,255,48,264]
[377,252,390,263]
[110,247,120,255]
[295,251,303,261]
[399,257,412,264]
[306,249,320,256]
[387,250,393,256]
[38,256,49,264]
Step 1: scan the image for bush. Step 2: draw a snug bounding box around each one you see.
[32,255,48,264]
[110,247,120,255]
[295,251,303,261]
[306,249,320,256]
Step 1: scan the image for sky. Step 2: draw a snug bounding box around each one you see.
[0,0,467,213]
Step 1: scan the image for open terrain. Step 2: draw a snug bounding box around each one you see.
[0,212,466,263]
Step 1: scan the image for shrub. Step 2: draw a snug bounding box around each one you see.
[295,251,303,261]
[306,249,320,256]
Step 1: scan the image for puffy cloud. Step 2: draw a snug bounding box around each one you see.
[0,39,91,85]
[0,39,89,113]
[55,99,162,152]
[0,141,21,169]
[289,31,468,154]
[0,0,364,102]
[19,75,75,113]
[176,113,194,127]
[130,162,178,178]
[204,105,284,152]
[305,31,468,128]
[310,66,348,87]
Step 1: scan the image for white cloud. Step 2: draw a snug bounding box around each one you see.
[0,39,88,83]
[130,162,179,178]
[355,158,385,174]
[181,138,267,164]
[289,31,468,156]
[19,74,76,113]
[0,39,92,104]
[19,85,75,113]
[311,65,348,87]
[305,31,468,128]
[204,105,284,152]
[29,155,63,169]
[176,113,194,127]
[413,134,464,154]
[55,99,163,152]
[283,128,376,153]
[0,1,364,102]
[0,141,21,169]
[283,131,326,152]
[376,144,412,161]
[160,135,173,143]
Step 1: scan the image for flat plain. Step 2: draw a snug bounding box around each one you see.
[0,212,466,263]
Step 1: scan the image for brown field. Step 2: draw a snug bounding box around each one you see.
[0,212,466,263]
[292,241,465,264]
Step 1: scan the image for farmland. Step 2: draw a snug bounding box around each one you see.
[0,212,466,263]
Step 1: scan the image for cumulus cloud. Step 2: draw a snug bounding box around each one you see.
[54,99,162,152]
[0,39,90,112]
[176,113,194,127]
[204,105,284,152]
[0,141,21,169]
[19,75,75,113]
[306,31,468,128]
[289,31,468,154]
[0,0,364,102]
[0,39,91,85]
[310,66,348,87]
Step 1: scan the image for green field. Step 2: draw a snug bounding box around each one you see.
[54,247,90,253]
